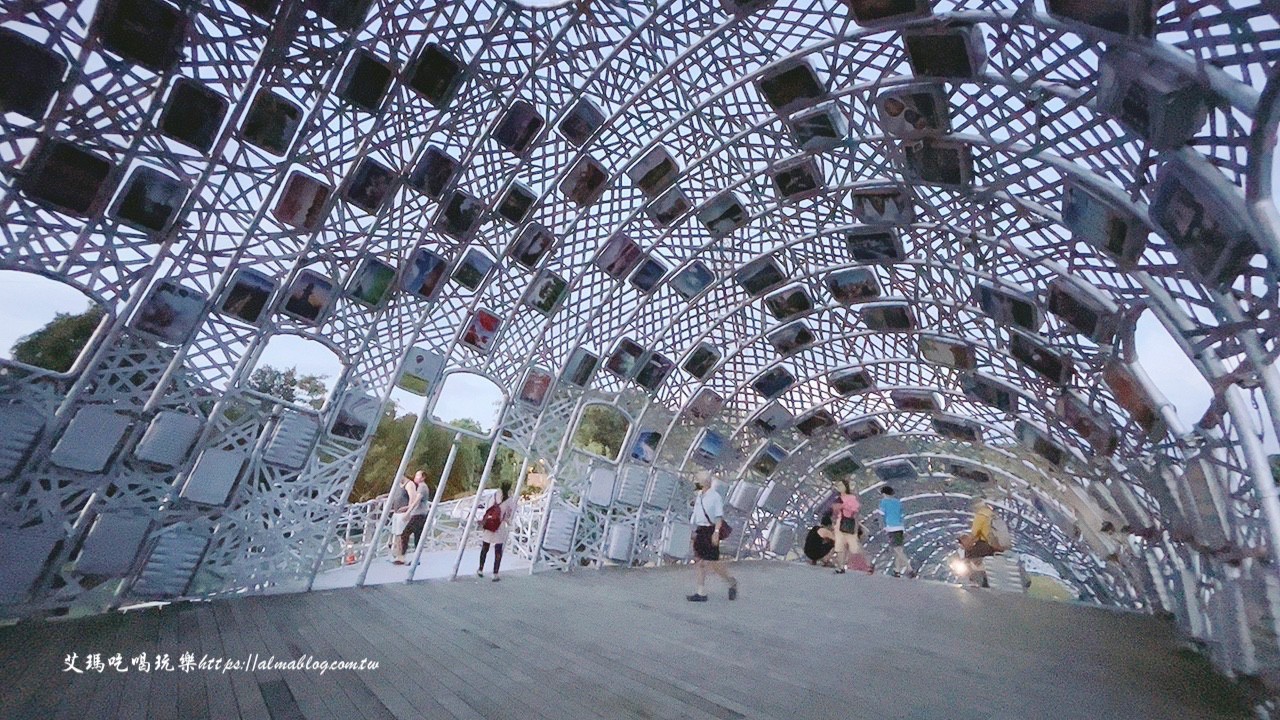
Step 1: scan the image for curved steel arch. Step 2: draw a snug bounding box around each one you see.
[2,0,1280,696]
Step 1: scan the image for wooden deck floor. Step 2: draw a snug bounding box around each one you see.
[0,561,1252,720]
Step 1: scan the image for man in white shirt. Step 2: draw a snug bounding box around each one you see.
[687,477,738,602]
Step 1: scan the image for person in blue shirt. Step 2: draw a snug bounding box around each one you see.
[879,486,915,578]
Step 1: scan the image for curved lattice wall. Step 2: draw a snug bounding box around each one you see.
[3,0,1280,690]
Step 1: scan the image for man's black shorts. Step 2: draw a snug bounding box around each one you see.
[693,525,720,561]
[401,514,426,547]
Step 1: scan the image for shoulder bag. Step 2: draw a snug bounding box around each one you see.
[839,515,858,535]
[700,496,732,540]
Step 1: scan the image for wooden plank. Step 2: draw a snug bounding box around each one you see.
[420,585,663,720]
[173,605,211,720]
[255,591,393,720]
[258,677,307,720]
[486,581,728,720]
[193,603,243,720]
[145,603,183,720]
[0,563,1257,720]
[312,585,473,720]
[282,592,397,720]
[1,614,100,717]
[361,584,563,720]
[209,601,272,720]
[229,595,346,720]
[52,612,146,720]
[253,592,388,720]
[106,608,161,720]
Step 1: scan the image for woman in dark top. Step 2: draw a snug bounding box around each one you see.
[803,522,835,565]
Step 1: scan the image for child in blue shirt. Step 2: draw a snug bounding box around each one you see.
[880,486,914,578]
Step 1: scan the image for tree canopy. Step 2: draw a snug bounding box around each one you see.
[571,404,630,460]
[248,365,328,408]
[348,408,521,503]
[9,304,104,372]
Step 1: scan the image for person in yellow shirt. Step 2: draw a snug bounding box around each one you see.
[970,499,993,542]
[962,498,995,588]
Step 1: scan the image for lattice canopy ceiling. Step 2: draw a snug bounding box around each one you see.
[5,0,1280,680]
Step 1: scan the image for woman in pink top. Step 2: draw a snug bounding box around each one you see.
[831,479,866,574]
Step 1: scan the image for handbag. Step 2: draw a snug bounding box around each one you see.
[839,515,857,534]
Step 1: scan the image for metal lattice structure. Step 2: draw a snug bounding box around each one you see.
[4,0,1280,691]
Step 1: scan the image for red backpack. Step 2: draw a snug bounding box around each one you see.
[482,502,502,532]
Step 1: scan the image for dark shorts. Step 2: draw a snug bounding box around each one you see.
[400,514,426,546]
[692,525,720,561]
[888,530,904,547]
[964,539,994,559]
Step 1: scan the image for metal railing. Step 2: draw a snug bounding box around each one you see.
[317,492,545,577]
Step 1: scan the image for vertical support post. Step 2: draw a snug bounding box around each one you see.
[527,477,559,576]
[527,395,592,574]
[407,433,461,581]
[511,454,532,500]
[505,453,536,562]
[501,396,560,566]
[1251,365,1280,540]
[1224,384,1280,569]
[352,394,433,587]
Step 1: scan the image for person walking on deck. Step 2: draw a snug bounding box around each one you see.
[478,482,517,581]
[687,477,738,602]
[960,498,996,588]
[832,479,868,574]
[879,485,914,578]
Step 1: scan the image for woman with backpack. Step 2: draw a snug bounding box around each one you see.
[477,482,516,581]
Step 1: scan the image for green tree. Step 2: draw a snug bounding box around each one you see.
[571,404,630,460]
[349,405,415,502]
[10,304,104,372]
[348,412,499,503]
[248,365,327,409]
